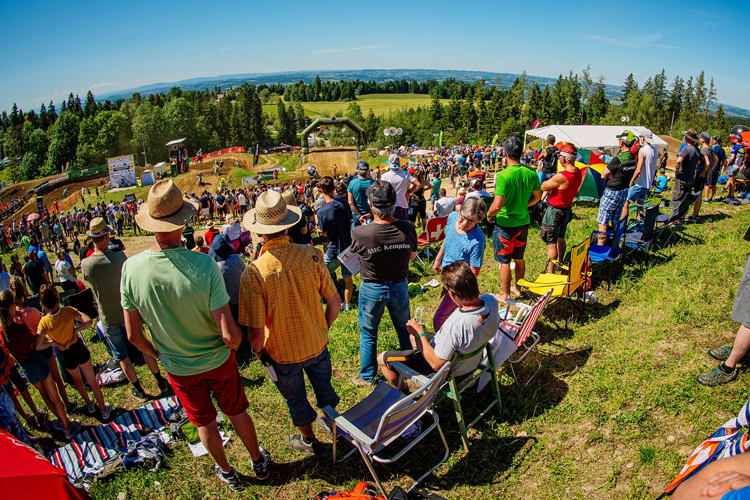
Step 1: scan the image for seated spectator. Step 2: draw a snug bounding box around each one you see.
[193,235,208,253]
[433,188,457,217]
[377,261,499,387]
[655,173,671,193]
[204,221,219,246]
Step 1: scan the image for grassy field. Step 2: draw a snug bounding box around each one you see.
[264,94,450,119]
[14,185,750,499]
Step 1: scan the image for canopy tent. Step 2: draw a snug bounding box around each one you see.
[0,430,91,499]
[525,125,667,154]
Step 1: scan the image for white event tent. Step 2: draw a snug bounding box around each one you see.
[524,125,667,155]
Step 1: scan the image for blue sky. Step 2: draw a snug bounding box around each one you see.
[1,0,748,114]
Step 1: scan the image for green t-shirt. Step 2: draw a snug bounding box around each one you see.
[21,235,30,250]
[493,164,541,227]
[431,178,442,197]
[120,247,231,376]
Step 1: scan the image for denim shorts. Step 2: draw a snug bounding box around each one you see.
[324,253,353,278]
[269,348,340,427]
[627,184,649,203]
[19,352,51,385]
[2,364,28,393]
[101,322,129,361]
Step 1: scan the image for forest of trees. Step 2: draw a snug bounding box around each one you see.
[0,68,742,184]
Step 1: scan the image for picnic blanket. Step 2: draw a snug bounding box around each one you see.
[49,396,180,484]
[665,397,750,494]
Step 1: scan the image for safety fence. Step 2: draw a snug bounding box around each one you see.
[191,147,245,163]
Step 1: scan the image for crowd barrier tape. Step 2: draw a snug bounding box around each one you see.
[191,147,245,163]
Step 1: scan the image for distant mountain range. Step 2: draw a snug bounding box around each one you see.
[97,69,750,119]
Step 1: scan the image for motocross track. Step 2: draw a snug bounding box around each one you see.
[305,148,358,177]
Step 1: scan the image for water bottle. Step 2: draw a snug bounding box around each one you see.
[260,352,278,382]
[584,291,597,304]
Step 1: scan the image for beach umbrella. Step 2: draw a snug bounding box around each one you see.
[730,125,749,135]
[556,146,607,202]
[26,213,40,222]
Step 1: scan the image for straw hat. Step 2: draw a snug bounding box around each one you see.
[135,179,198,232]
[88,217,110,237]
[242,191,301,235]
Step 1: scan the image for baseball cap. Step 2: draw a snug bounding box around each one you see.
[470,178,482,187]
[640,130,653,141]
[557,142,578,156]
[366,180,396,208]
[387,153,401,169]
[699,131,711,142]
[616,130,637,144]
[357,161,370,171]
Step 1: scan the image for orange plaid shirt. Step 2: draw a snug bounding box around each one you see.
[239,236,337,364]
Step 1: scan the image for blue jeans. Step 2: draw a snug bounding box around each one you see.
[269,348,339,427]
[358,280,411,382]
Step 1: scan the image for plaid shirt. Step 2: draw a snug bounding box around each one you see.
[239,236,337,364]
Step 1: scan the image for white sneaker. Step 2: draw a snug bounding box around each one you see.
[101,403,112,421]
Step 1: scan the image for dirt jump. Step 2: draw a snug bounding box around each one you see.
[305,148,358,177]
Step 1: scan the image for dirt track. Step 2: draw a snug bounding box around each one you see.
[306,148,358,177]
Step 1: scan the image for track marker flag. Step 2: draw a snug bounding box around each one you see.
[439,131,443,147]
[491,133,499,146]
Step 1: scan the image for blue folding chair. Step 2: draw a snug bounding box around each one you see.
[589,215,627,289]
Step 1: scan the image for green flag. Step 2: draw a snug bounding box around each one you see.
[491,133,499,146]
[439,131,443,147]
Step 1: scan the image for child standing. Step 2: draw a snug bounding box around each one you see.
[35,285,111,421]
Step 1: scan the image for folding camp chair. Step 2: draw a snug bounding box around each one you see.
[415,215,447,265]
[654,192,700,247]
[517,238,591,330]
[323,362,452,498]
[497,288,554,386]
[64,288,99,337]
[623,204,660,257]
[589,215,628,289]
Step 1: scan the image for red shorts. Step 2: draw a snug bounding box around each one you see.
[167,350,249,427]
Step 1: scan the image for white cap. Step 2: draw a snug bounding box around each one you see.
[388,154,401,169]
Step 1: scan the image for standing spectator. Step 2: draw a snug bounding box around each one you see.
[82,218,166,403]
[121,180,269,489]
[535,134,559,184]
[208,234,245,326]
[708,136,727,202]
[239,190,341,455]
[347,161,375,227]
[282,190,310,245]
[692,132,717,221]
[215,189,227,218]
[622,131,657,219]
[409,170,433,232]
[23,250,49,295]
[199,191,211,223]
[659,147,668,174]
[539,142,583,274]
[54,249,77,292]
[349,181,417,386]
[726,133,746,200]
[429,173,442,211]
[431,197,486,331]
[381,154,420,220]
[595,131,637,246]
[237,190,247,215]
[316,177,354,311]
[673,128,704,204]
[487,136,542,301]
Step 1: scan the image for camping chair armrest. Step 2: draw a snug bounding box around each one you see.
[322,405,374,444]
[504,298,532,312]
[590,230,613,237]
[390,361,431,388]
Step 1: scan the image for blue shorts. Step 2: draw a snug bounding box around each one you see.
[597,188,628,225]
[101,322,129,361]
[627,184,649,203]
[19,352,51,386]
[324,253,353,279]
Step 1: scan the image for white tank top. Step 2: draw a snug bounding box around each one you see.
[636,144,657,189]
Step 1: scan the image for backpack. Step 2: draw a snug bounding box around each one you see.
[315,482,385,500]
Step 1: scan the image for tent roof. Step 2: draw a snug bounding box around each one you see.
[165,138,186,146]
[525,125,667,150]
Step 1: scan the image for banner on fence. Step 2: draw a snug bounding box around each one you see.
[48,173,69,186]
[107,155,136,188]
[191,147,245,163]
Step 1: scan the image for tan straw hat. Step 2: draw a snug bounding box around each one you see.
[135,179,198,232]
[88,217,110,237]
[242,190,301,235]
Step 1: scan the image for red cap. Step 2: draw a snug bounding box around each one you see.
[555,142,577,156]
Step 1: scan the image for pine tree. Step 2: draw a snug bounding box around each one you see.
[83,90,97,117]
[667,76,684,128]
[429,92,442,123]
[622,73,639,107]
[715,104,726,132]
[314,76,322,102]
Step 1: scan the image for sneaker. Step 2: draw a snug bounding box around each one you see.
[286,434,317,454]
[351,376,372,388]
[251,447,271,480]
[697,366,738,387]
[51,419,66,432]
[101,403,112,421]
[316,415,334,437]
[708,345,733,361]
[64,420,82,440]
[130,386,149,403]
[214,464,243,491]
[157,377,170,395]
[85,402,96,415]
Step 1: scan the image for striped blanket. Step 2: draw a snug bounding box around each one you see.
[49,396,180,482]
[665,397,750,493]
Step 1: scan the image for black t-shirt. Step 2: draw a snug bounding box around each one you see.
[350,220,418,283]
[317,195,352,258]
[542,146,559,173]
[677,143,702,182]
[605,151,637,191]
[23,259,46,293]
[200,196,210,209]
